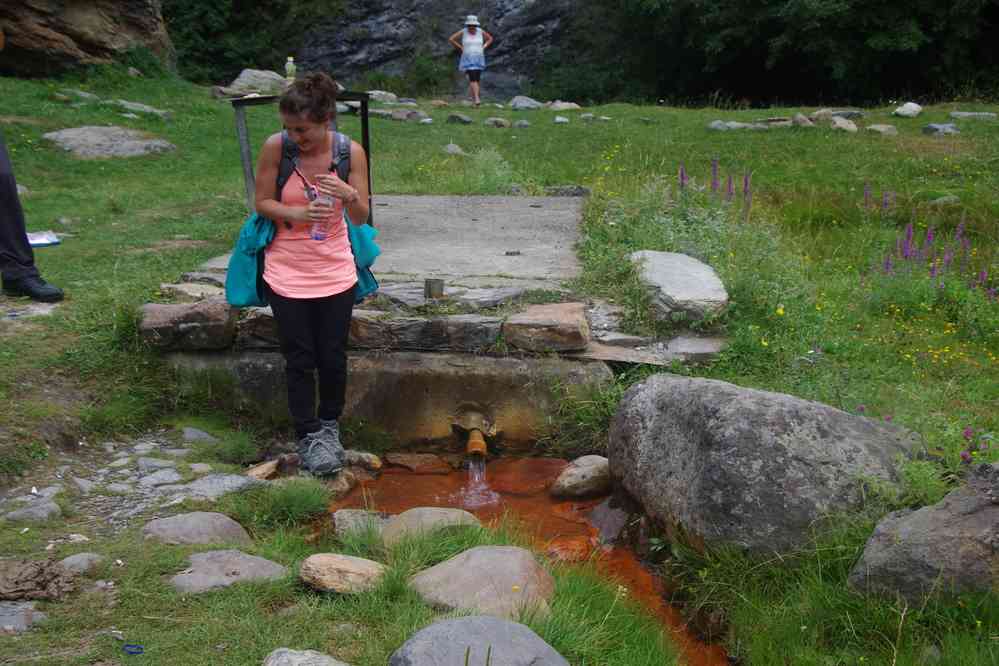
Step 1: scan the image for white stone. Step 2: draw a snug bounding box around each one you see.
[550,455,611,499]
[830,116,858,132]
[263,648,351,666]
[630,251,728,321]
[509,95,543,110]
[893,102,923,118]
[554,116,569,124]
[367,90,398,104]
[867,124,898,136]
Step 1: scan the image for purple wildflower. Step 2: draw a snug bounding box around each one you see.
[864,182,871,209]
[881,191,890,211]
[988,287,997,301]
[960,450,972,463]
[726,174,734,201]
[902,223,914,258]
[929,262,937,279]
[943,247,954,268]
[925,226,934,246]
[679,163,688,190]
[963,426,974,440]
[977,269,988,286]
[743,171,752,197]
[883,254,894,274]
[884,415,893,423]
[711,159,720,192]
[954,221,965,243]
[856,404,866,413]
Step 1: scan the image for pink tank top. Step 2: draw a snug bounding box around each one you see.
[263,171,357,299]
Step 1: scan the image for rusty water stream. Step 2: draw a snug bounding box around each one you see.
[331,457,728,666]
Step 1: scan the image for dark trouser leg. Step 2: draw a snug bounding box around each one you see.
[0,131,39,282]
[315,284,356,422]
[265,283,321,439]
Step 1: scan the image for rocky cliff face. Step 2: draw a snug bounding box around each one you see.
[0,0,174,77]
[299,0,572,98]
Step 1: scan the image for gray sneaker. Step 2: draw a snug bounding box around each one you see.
[297,428,345,476]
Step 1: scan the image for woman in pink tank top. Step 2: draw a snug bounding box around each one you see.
[253,72,370,476]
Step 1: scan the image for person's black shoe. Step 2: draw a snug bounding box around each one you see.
[2,275,64,302]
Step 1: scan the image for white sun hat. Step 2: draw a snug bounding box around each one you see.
[464,14,481,26]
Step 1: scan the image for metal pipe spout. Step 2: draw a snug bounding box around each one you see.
[466,428,488,457]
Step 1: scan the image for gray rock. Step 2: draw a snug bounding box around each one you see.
[589,498,630,544]
[831,109,864,119]
[548,101,581,111]
[59,552,104,575]
[893,102,922,118]
[108,458,131,468]
[15,184,28,197]
[128,67,143,78]
[263,648,351,666]
[343,451,382,471]
[503,302,590,352]
[180,271,226,287]
[923,123,960,136]
[419,118,433,125]
[447,113,473,124]
[139,300,236,351]
[349,310,502,352]
[509,95,544,110]
[553,116,569,124]
[43,126,176,159]
[598,115,612,121]
[105,99,172,120]
[580,113,595,122]
[831,116,858,132]
[929,195,960,207]
[544,185,590,197]
[161,448,192,458]
[60,88,99,102]
[609,374,918,554]
[792,113,814,127]
[105,483,132,493]
[512,119,531,129]
[333,509,389,538]
[550,455,610,499]
[409,546,554,619]
[367,90,398,103]
[224,69,286,96]
[484,117,511,128]
[382,507,480,547]
[848,463,999,602]
[159,283,225,301]
[336,102,349,114]
[137,457,177,473]
[389,616,568,666]
[867,124,898,136]
[950,111,996,120]
[444,143,466,156]
[4,501,61,523]
[183,427,219,444]
[143,512,252,546]
[370,109,393,119]
[169,550,287,593]
[0,602,47,634]
[708,120,731,131]
[139,469,183,487]
[630,251,728,321]
[171,474,263,500]
[71,477,96,494]
[189,463,213,475]
[132,442,159,454]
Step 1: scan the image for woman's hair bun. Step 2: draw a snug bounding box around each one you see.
[279,71,339,123]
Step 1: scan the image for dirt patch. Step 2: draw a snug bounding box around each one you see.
[0,116,50,126]
[126,239,210,255]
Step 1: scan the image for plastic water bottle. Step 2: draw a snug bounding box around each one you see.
[310,194,333,241]
[285,56,296,85]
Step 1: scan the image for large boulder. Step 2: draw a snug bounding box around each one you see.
[0,0,174,77]
[389,616,568,666]
[848,463,999,602]
[510,95,544,110]
[409,546,554,619]
[219,69,286,97]
[609,374,918,554]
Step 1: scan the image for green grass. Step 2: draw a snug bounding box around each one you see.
[1,61,997,664]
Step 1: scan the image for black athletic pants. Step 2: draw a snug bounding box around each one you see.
[0,130,38,282]
[265,281,356,440]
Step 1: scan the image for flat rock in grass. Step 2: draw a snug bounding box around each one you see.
[510,95,544,110]
[139,469,183,487]
[299,553,386,593]
[544,184,590,197]
[513,119,531,128]
[548,101,581,111]
[160,283,225,301]
[183,427,219,444]
[71,477,96,494]
[181,271,226,287]
[893,102,923,118]
[58,552,104,576]
[60,88,99,102]
[444,143,466,156]
[929,195,960,207]
[333,509,389,538]
[384,453,451,475]
[609,374,919,554]
[0,601,47,634]
[430,99,449,108]
[390,109,411,122]
[4,501,61,523]
[170,549,287,593]
[389,615,568,666]
[381,507,480,547]
[446,113,473,124]
[950,111,996,120]
[409,546,555,619]
[143,512,251,546]
[189,463,213,475]
[867,124,898,136]
[370,109,394,119]
[140,300,236,351]
[484,117,511,128]
[550,455,610,499]
[161,448,192,457]
[108,457,131,468]
[105,482,133,493]
[792,113,814,127]
[924,123,960,136]
[263,648,351,666]
[848,462,999,603]
[246,459,279,480]
[553,116,569,124]
[137,457,176,473]
[831,109,864,119]
[0,559,75,600]
[105,99,171,120]
[503,302,590,352]
[367,90,398,104]
[43,126,176,159]
[171,474,263,500]
[630,251,728,322]
[830,116,858,132]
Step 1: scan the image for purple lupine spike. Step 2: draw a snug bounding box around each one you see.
[679,163,687,190]
[883,254,894,273]
[943,247,954,268]
[955,220,965,243]
[889,191,896,208]
[881,191,890,211]
[743,171,752,196]
[976,269,988,286]
[929,261,937,278]
[726,174,734,201]
[863,182,871,208]
[925,226,934,246]
[711,159,720,192]
[743,190,753,223]
[988,287,997,301]
[902,223,914,258]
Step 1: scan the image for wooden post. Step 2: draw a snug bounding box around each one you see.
[233,105,255,211]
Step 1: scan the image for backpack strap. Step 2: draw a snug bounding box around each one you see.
[332,131,351,182]
[276,130,298,203]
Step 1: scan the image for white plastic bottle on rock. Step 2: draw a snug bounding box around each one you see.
[285,56,296,85]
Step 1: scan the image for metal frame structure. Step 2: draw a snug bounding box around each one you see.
[229,91,372,222]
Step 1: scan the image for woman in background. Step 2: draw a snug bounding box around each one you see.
[448,15,494,106]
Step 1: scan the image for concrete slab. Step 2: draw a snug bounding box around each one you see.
[202,195,583,287]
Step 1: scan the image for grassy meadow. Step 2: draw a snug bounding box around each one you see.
[0,62,997,665]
